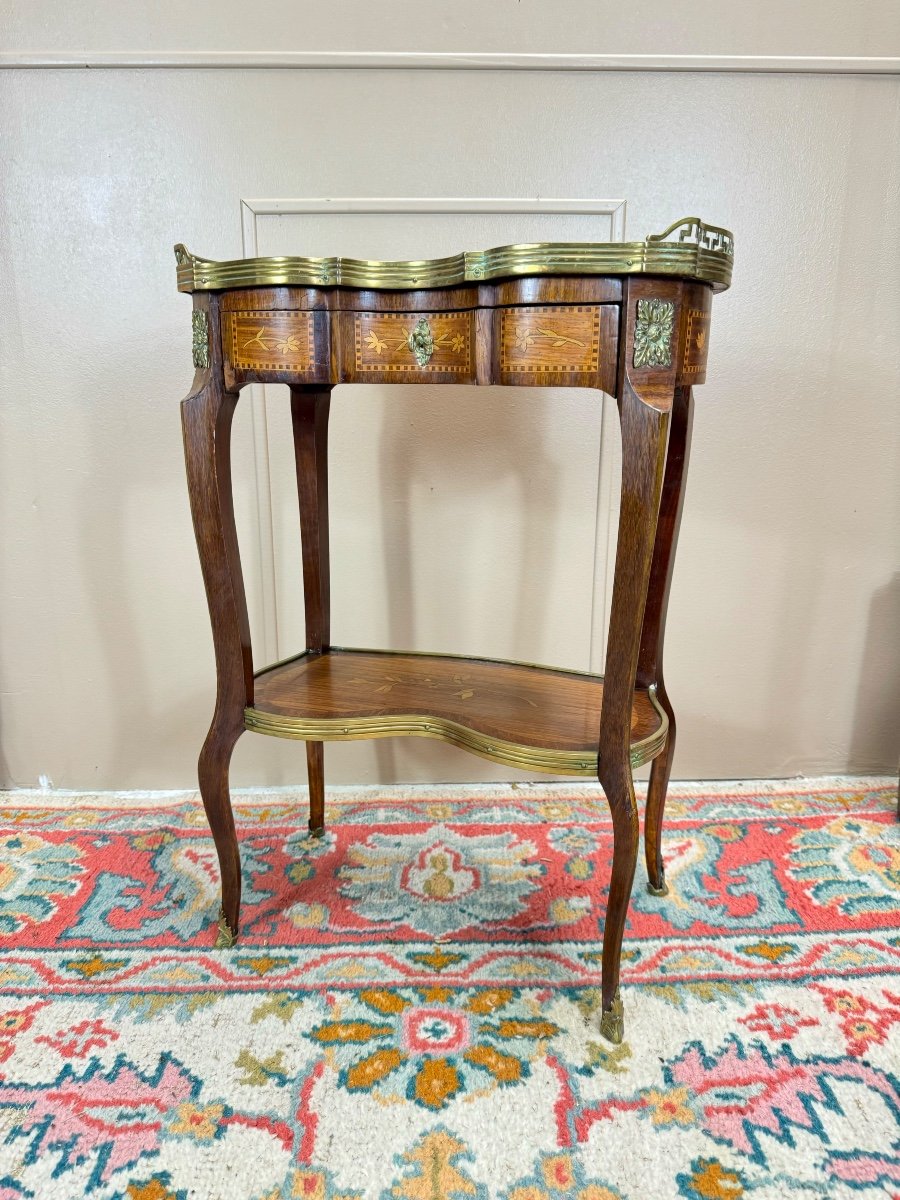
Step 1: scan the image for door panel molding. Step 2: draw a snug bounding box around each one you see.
[2,51,898,73]
[239,196,626,669]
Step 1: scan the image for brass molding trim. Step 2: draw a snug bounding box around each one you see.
[175,217,733,294]
[243,678,668,776]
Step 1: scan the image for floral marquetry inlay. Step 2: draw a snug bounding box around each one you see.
[354,313,472,374]
[633,299,676,370]
[499,306,601,375]
[682,308,711,378]
[225,311,316,372]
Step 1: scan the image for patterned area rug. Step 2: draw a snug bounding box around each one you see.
[0,778,897,1199]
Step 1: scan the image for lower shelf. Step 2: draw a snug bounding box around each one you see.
[246,648,667,776]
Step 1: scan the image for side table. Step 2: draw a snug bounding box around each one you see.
[176,217,734,1043]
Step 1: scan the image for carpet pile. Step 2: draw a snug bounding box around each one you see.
[0,778,897,1198]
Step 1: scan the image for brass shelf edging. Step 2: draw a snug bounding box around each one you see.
[176,217,733,295]
[243,682,669,776]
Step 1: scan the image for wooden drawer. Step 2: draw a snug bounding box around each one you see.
[341,311,476,383]
[495,304,617,390]
[222,309,330,383]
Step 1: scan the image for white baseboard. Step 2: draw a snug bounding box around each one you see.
[1,776,893,808]
[1,51,898,74]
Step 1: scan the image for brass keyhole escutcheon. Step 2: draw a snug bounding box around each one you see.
[408,317,435,367]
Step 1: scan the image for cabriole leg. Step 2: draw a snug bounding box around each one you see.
[181,294,254,948]
[598,756,639,1044]
[199,717,243,945]
[638,384,694,897]
[596,296,675,1041]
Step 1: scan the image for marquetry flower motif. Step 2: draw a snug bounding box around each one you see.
[364,331,388,355]
[362,323,466,363]
[514,325,585,352]
[242,328,305,355]
[308,986,559,1109]
[633,298,675,369]
[337,824,542,936]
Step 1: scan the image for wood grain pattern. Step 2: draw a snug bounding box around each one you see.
[489,277,622,307]
[638,385,694,893]
[353,312,473,374]
[595,276,678,1027]
[218,279,620,312]
[225,310,316,371]
[250,649,665,774]
[499,305,600,374]
[290,387,332,834]
[215,291,617,387]
[180,264,723,1043]
[181,293,251,940]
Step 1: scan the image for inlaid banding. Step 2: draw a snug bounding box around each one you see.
[225,311,316,371]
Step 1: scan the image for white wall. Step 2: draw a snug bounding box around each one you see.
[2,0,898,58]
[1,3,898,789]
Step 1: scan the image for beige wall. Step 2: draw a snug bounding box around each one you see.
[1,4,899,790]
[2,0,898,58]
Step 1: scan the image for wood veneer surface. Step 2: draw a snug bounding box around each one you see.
[252,649,661,753]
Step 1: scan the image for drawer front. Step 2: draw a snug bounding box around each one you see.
[496,305,614,388]
[347,311,475,381]
[223,309,329,379]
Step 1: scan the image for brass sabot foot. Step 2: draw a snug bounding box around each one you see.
[215,908,237,949]
[598,988,625,1045]
[308,825,326,839]
[646,878,669,897]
